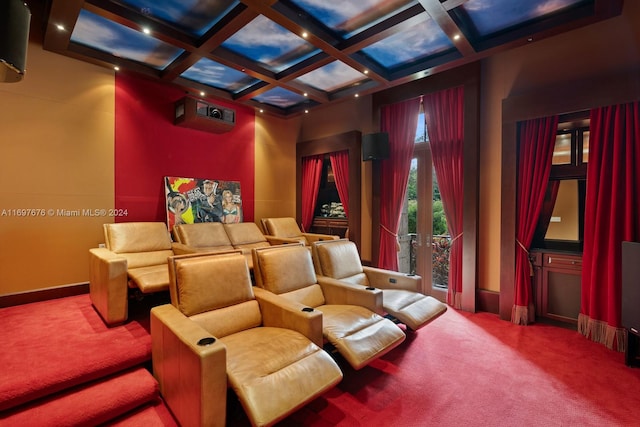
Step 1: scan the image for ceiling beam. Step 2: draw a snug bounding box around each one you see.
[418,0,475,57]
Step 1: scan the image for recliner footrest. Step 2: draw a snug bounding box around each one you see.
[316,304,405,370]
[383,291,447,331]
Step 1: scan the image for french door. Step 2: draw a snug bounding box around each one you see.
[401,143,448,302]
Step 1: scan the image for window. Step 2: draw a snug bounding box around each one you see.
[314,156,345,218]
[533,112,589,252]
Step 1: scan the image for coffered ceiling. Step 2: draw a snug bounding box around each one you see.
[42,0,623,116]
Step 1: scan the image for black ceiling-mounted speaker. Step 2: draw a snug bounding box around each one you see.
[0,0,31,83]
[362,132,390,161]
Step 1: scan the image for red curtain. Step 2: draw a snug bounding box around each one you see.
[579,101,640,351]
[513,116,558,324]
[378,97,422,270]
[301,154,324,232]
[424,86,464,308]
[329,150,349,218]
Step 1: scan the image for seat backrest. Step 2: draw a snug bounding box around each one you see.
[262,217,303,239]
[224,222,269,251]
[252,245,325,307]
[173,222,234,250]
[312,239,369,286]
[103,222,174,268]
[168,252,261,338]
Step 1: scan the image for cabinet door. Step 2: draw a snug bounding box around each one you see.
[541,254,582,324]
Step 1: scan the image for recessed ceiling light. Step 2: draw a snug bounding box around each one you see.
[259,109,264,113]
[114,66,120,71]
[364,70,369,74]
[303,92,308,97]
[354,94,359,98]
[56,24,65,31]
[304,109,309,114]
[200,91,205,97]
[142,27,151,35]
[453,34,461,40]
[302,31,308,38]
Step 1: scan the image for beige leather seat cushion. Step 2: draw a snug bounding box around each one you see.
[313,239,363,279]
[221,326,341,427]
[224,222,268,246]
[263,218,303,239]
[128,264,172,293]
[174,222,234,251]
[224,223,271,269]
[105,222,173,254]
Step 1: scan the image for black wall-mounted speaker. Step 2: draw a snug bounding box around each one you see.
[0,0,31,83]
[622,241,640,333]
[362,132,390,161]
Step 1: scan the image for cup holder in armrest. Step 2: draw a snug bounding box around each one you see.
[197,337,216,346]
[302,307,314,312]
[365,287,376,291]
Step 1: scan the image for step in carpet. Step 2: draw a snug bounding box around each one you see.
[1,367,161,426]
[0,294,151,411]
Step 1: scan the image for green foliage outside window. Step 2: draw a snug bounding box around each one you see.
[406,167,447,235]
[407,164,450,287]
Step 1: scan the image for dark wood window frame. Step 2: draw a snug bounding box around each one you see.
[533,113,589,253]
[296,130,362,252]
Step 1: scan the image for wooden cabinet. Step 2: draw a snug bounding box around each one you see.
[311,217,348,238]
[531,250,582,324]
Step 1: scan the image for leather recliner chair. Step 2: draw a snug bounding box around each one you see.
[89,222,174,326]
[261,217,339,246]
[172,221,235,254]
[172,221,291,269]
[252,244,406,370]
[151,252,343,427]
[312,239,447,331]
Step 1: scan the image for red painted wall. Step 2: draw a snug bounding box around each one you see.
[114,73,255,223]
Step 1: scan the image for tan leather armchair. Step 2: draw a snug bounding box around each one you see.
[252,244,405,370]
[173,221,291,269]
[89,222,174,326]
[261,217,339,246]
[172,222,235,255]
[312,239,447,331]
[152,252,343,427]
[224,222,280,269]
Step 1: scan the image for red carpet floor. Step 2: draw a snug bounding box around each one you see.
[0,294,151,412]
[3,295,640,426]
[271,308,640,427]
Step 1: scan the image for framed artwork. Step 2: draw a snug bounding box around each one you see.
[164,176,242,230]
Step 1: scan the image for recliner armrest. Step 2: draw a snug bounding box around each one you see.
[264,235,306,246]
[151,304,227,427]
[362,266,422,293]
[253,287,324,347]
[301,233,339,244]
[89,247,129,326]
[171,242,201,255]
[317,276,384,315]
